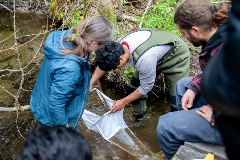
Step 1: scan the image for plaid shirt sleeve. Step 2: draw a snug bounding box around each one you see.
[187,44,224,95]
[187,73,202,95]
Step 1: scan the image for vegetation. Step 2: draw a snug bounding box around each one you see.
[0,1,228,159]
[48,0,88,28]
[0,0,225,109]
[136,0,180,36]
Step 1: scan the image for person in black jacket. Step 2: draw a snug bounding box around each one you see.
[156,0,230,159]
[201,0,240,159]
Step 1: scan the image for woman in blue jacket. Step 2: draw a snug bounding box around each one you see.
[30,16,113,132]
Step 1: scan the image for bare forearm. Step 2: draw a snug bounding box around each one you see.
[123,89,143,105]
[90,67,106,87]
[110,89,144,113]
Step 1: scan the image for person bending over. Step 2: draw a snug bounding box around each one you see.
[30,16,113,132]
[90,28,190,122]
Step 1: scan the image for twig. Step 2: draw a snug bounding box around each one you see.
[22,31,47,70]
[212,1,231,4]
[0,105,30,112]
[0,68,20,73]
[0,32,44,53]
[24,55,44,75]
[150,90,160,98]
[44,0,48,6]
[13,0,25,140]
[138,0,152,28]
[161,73,167,102]
[0,86,15,97]
[0,4,13,12]
[0,29,19,44]
[122,14,137,22]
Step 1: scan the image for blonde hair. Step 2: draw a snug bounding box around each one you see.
[62,16,114,57]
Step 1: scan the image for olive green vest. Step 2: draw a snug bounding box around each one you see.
[118,28,182,64]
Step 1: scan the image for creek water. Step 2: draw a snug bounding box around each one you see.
[0,10,170,160]
[82,82,170,160]
[0,82,169,160]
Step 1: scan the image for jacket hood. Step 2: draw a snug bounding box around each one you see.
[43,30,89,69]
[202,24,228,53]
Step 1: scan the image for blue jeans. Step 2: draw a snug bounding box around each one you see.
[175,77,205,110]
[156,110,224,160]
[156,77,223,160]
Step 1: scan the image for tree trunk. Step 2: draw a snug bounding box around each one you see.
[98,0,116,25]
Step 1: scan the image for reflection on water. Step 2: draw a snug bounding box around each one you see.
[83,88,155,159]
[0,9,169,160]
[80,82,169,159]
[110,128,154,159]
[0,83,169,160]
[0,111,39,160]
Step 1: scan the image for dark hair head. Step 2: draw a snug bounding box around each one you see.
[95,41,125,71]
[18,126,92,160]
[174,0,229,30]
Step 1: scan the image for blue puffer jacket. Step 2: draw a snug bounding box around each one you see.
[30,30,90,129]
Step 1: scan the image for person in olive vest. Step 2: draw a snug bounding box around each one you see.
[90,28,190,121]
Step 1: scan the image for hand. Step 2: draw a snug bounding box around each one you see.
[109,99,128,113]
[196,105,213,122]
[181,89,196,110]
[90,67,106,91]
[66,124,69,128]
[89,85,93,91]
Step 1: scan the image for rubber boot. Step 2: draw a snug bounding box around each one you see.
[132,99,147,122]
[170,105,178,112]
[170,103,178,112]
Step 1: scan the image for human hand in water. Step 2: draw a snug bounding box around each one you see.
[181,89,196,110]
[196,105,213,122]
[109,99,128,113]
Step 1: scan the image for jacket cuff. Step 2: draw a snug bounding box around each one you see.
[186,83,198,95]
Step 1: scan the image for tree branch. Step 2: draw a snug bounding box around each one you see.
[138,0,152,28]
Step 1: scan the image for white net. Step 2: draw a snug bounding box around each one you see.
[82,88,154,159]
[82,88,127,140]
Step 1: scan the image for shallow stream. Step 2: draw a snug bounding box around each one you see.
[0,9,169,160]
[0,82,169,160]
